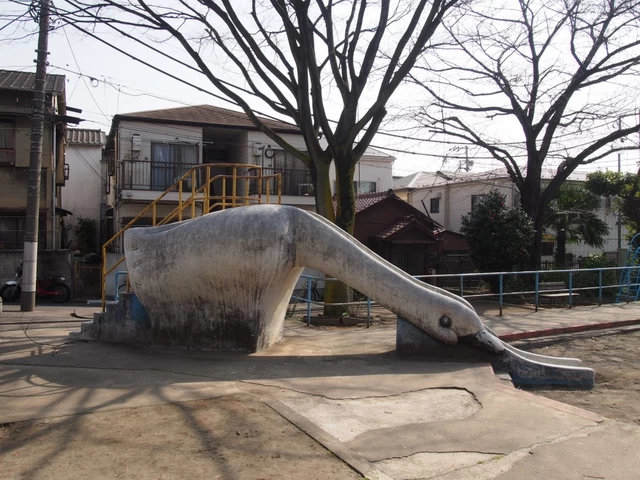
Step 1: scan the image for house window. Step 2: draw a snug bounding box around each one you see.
[541,241,554,256]
[512,191,521,208]
[0,214,46,249]
[471,194,487,209]
[266,150,311,195]
[272,150,306,171]
[0,121,15,166]
[354,181,377,194]
[150,143,198,190]
[430,198,440,213]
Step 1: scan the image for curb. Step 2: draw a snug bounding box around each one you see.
[498,318,640,341]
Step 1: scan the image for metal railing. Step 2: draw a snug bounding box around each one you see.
[291,275,373,327]
[291,265,640,325]
[102,163,282,310]
[121,159,199,190]
[258,167,313,196]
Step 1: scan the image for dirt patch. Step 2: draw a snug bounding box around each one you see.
[520,330,640,426]
[0,394,363,480]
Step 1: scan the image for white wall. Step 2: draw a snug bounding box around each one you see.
[63,143,104,249]
[409,179,516,232]
[409,176,629,262]
[246,130,309,165]
[541,203,630,261]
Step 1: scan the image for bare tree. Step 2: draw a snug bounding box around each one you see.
[411,0,640,267]
[14,0,459,313]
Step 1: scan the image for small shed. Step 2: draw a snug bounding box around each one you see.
[352,190,468,276]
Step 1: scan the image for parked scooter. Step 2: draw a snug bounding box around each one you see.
[0,261,71,303]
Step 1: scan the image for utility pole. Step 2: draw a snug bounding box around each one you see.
[21,0,50,311]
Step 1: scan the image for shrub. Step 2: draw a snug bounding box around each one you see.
[461,190,535,274]
[574,254,617,298]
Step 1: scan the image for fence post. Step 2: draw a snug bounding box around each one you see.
[459,275,464,298]
[499,273,503,316]
[73,262,79,299]
[306,277,312,327]
[535,271,540,312]
[598,269,603,306]
[569,271,574,309]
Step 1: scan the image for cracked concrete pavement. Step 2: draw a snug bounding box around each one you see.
[1,304,640,479]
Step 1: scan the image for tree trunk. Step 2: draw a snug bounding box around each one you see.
[311,160,335,223]
[314,156,357,317]
[520,173,543,270]
[333,156,357,235]
[554,229,567,268]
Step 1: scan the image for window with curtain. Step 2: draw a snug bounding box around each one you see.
[471,194,488,209]
[269,150,310,195]
[272,150,306,171]
[150,142,198,190]
[354,181,377,194]
[0,121,15,165]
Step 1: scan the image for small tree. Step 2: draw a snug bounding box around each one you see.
[461,190,534,273]
[544,184,610,267]
[74,216,97,254]
[586,170,640,237]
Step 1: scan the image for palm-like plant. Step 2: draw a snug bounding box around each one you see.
[544,184,610,267]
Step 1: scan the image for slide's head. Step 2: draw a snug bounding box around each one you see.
[432,307,504,354]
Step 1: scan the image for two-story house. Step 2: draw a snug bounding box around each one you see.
[103,104,395,243]
[395,168,627,263]
[0,69,71,250]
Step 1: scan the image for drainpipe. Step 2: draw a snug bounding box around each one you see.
[444,183,451,229]
[52,123,57,249]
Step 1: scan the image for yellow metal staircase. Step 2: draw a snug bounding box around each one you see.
[101,163,281,310]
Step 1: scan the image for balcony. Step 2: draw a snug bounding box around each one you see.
[121,160,200,191]
[259,167,313,196]
[120,161,314,199]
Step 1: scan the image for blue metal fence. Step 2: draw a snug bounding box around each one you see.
[292,266,640,325]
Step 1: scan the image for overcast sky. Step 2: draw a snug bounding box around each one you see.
[1,3,637,177]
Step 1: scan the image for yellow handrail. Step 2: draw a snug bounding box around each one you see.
[101,163,281,310]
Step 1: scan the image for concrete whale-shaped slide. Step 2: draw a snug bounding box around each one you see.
[124,205,594,387]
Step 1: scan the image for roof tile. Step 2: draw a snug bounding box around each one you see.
[0,69,65,94]
[67,128,106,145]
[118,104,299,132]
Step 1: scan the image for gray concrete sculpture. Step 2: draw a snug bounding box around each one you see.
[124,205,594,387]
[125,205,501,352]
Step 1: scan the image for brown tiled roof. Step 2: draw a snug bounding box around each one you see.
[116,104,299,132]
[374,214,441,240]
[354,191,391,212]
[374,216,416,239]
[0,70,65,94]
[67,128,106,145]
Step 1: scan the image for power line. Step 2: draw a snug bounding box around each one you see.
[61,26,110,122]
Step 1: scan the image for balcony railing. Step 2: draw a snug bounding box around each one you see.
[121,162,314,196]
[258,167,313,196]
[121,160,200,191]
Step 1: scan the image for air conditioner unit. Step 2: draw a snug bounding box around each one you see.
[298,183,314,196]
[253,143,263,156]
[131,134,142,152]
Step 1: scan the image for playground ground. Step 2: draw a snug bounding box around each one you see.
[1,302,640,479]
